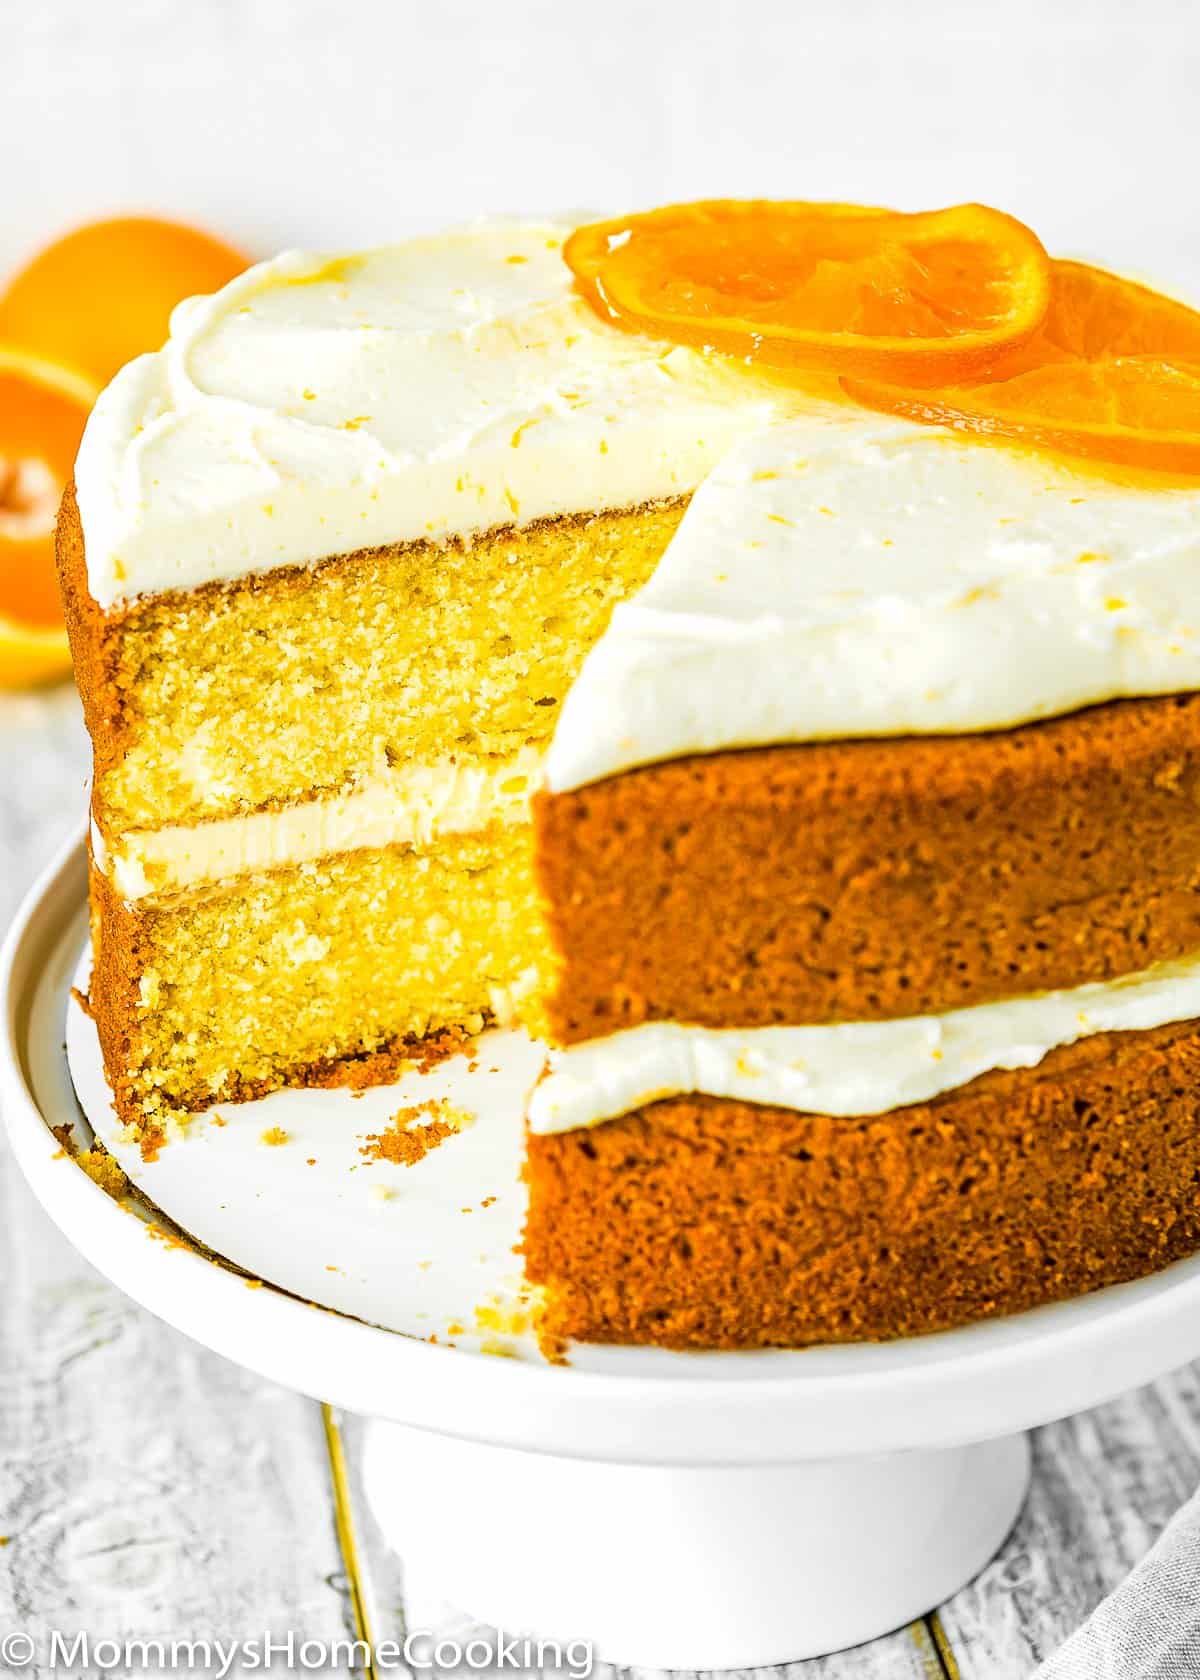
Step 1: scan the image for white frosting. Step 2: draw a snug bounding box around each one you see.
[78,217,1200,800]
[75,221,799,609]
[546,415,1200,789]
[528,952,1200,1134]
[94,750,541,899]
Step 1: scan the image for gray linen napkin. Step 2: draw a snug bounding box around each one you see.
[1035,1487,1200,1677]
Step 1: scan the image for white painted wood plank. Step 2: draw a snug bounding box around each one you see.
[0,1233,357,1673]
[936,1362,1200,1678]
[336,1410,946,1680]
[0,692,356,1679]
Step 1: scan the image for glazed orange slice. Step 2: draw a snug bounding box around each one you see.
[0,348,98,687]
[563,200,1050,385]
[844,261,1200,476]
[0,215,248,387]
[1026,260,1200,362]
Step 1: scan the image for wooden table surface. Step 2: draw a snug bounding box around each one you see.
[2,684,1197,1680]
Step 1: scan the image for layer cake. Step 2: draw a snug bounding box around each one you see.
[59,203,1200,1348]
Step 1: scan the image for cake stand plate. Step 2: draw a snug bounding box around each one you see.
[8,836,1200,1665]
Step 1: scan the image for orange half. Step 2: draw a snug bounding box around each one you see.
[0,215,249,387]
[564,199,1051,385]
[844,261,1200,476]
[0,348,98,687]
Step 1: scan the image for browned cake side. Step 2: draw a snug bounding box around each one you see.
[524,1018,1200,1350]
[535,694,1200,1041]
[57,481,122,791]
[86,860,147,1135]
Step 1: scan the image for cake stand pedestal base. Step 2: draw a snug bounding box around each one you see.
[362,1420,1031,1667]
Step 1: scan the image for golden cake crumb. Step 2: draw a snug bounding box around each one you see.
[146,1222,193,1253]
[50,1125,132,1205]
[474,1296,533,1338]
[77,1145,131,1202]
[360,1099,473,1166]
[260,1126,290,1147]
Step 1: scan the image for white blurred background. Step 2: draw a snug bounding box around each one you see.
[6,0,1200,290]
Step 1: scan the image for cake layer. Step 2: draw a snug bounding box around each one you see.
[88,827,550,1133]
[536,693,1200,1038]
[524,1018,1200,1350]
[546,415,1200,792]
[61,488,684,833]
[529,948,1200,1132]
[74,222,796,609]
[93,747,541,899]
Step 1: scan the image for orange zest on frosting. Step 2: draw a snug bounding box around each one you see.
[563,199,1051,386]
[844,261,1200,477]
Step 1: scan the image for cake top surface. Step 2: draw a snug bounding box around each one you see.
[72,203,1200,786]
[74,220,803,609]
[546,412,1200,787]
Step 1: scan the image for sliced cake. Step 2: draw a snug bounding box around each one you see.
[61,198,1200,1348]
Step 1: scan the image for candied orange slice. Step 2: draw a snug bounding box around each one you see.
[1036,260,1200,360]
[0,348,98,687]
[844,261,1200,475]
[0,215,248,386]
[563,200,1050,385]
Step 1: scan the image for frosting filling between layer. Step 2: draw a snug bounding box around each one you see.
[93,748,542,899]
[527,951,1200,1133]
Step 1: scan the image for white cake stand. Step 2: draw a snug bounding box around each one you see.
[8,835,1200,1667]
